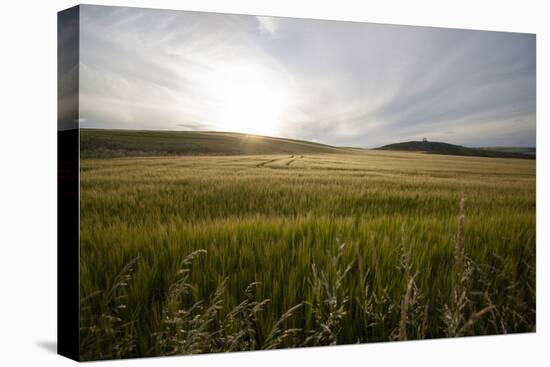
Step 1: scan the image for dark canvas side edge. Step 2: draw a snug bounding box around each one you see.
[57,4,80,362]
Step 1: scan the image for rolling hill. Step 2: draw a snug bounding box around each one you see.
[478,146,536,157]
[376,141,534,159]
[80,129,348,158]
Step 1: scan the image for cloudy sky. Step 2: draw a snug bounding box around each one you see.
[79,5,536,148]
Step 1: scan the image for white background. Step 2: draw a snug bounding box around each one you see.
[0,0,547,365]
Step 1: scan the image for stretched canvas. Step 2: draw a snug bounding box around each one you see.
[58,4,536,361]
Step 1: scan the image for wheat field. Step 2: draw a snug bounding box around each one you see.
[79,150,535,360]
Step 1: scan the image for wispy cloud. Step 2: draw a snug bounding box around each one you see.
[256,16,279,37]
[78,5,536,147]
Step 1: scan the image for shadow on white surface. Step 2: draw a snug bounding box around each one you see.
[36,341,57,354]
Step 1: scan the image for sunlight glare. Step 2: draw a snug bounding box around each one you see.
[205,64,288,137]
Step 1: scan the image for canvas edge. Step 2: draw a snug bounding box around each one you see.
[57,4,81,362]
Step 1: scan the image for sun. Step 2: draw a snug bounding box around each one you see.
[204,64,287,137]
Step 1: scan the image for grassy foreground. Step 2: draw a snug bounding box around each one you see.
[79,150,535,360]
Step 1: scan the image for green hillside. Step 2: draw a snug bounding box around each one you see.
[80,129,347,158]
[478,146,536,157]
[377,140,534,159]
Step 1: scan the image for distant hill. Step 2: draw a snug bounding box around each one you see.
[80,129,348,158]
[376,141,534,159]
[477,146,536,157]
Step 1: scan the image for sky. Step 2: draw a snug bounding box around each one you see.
[78,5,536,148]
